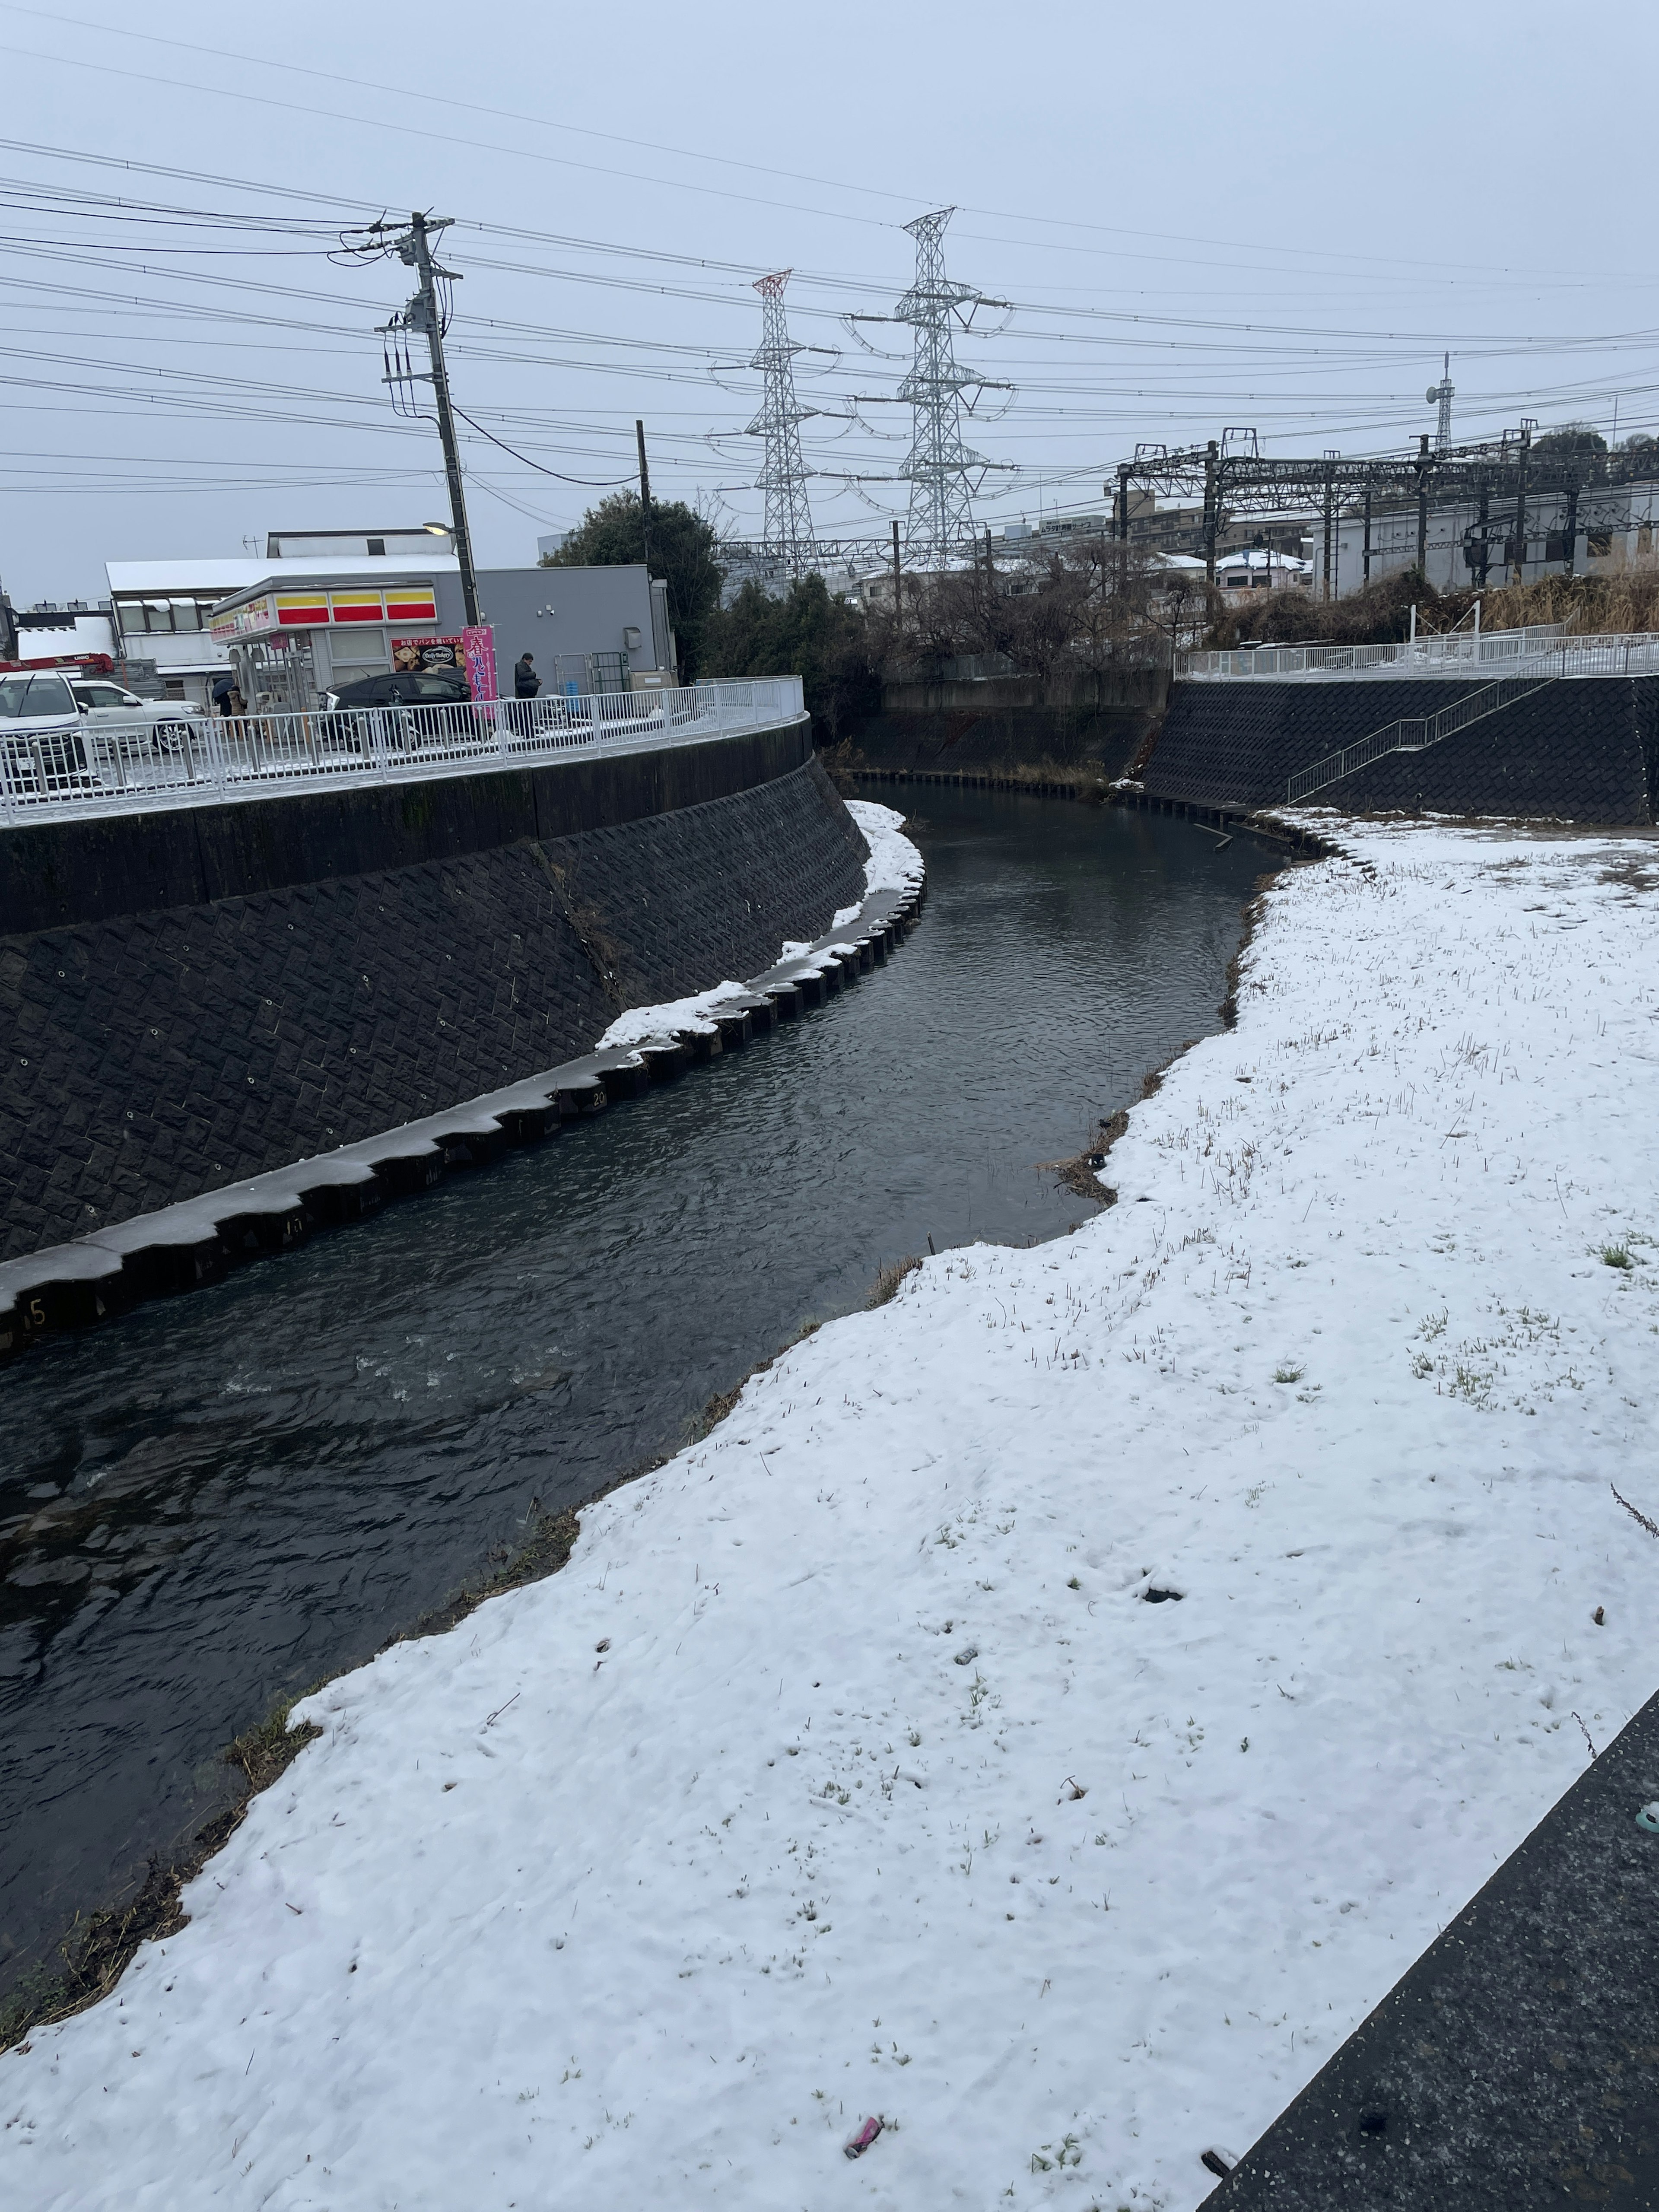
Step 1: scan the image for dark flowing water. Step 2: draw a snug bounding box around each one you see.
[0,789,1270,1999]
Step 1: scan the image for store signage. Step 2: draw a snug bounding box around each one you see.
[275,593,330,627]
[461,624,497,701]
[329,590,386,623]
[209,594,276,643]
[391,635,465,672]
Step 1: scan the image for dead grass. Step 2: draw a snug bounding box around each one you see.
[998,757,1115,804]
[817,738,869,795]
[405,1500,582,1640]
[868,1254,923,1306]
[1040,1107,1129,1208]
[685,1317,827,1443]
[0,1692,323,2055]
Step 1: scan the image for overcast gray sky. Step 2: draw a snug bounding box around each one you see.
[4,0,1658,600]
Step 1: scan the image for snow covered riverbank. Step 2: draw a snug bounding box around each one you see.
[5,818,1657,2212]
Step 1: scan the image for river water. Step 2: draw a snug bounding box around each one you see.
[0,788,1270,2001]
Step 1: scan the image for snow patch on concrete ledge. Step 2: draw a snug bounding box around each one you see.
[6,820,1656,2212]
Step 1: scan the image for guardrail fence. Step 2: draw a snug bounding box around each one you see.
[1181,626,1659,682]
[0,677,806,825]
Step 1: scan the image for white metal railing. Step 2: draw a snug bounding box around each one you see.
[1174,622,1659,680]
[1285,674,1556,804]
[0,677,806,825]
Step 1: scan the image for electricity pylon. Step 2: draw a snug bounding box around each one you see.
[894,209,1004,566]
[1427,353,1455,452]
[747,270,816,575]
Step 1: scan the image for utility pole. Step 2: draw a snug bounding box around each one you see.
[400,213,479,628]
[1512,420,1534,585]
[1115,464,1131,591]
[1362,480,1373,586]
[636,420,653,575]
[891,518,902,620]
[1202,440,1220,589]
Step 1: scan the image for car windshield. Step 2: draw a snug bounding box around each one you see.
[0,674,76,719]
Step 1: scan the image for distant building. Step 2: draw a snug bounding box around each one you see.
[1214,547,1313,602]
[206,552,676,712]
[3,598,118,668]
[1318,473,1659,598]
[104,560,265,702]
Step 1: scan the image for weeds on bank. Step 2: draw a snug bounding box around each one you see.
[868,1255,923,1307]
[0,1691,322,2055]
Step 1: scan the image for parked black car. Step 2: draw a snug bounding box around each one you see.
[320,667,480,752]
[323,670,471,710]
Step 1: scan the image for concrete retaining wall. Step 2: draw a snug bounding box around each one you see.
[0,720,816,938]
[846,668,1169,780]
[0,740,868,1264]
[1143,677,1657,823]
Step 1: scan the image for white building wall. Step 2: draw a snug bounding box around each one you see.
[1322,477,1659,599]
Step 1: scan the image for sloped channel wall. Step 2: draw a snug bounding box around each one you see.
[846,667,1169,780]
[1142,675,1659,823]
[0,728,868,1264]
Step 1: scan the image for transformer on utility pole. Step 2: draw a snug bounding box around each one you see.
[360,210,481,627]
[1427,353,1455,453]
[747,270,815,577]
[893,209,1005,567]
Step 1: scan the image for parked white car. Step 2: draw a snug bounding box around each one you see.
[0,670,95,798]
[70,677,204,758]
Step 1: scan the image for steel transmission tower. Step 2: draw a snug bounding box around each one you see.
[747,270,816,574]
[895,209,1001,566]
[1427,353,1455,452]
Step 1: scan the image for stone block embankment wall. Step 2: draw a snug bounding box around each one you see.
[847,668,1169,780]
[0,742,867,1264]
[1142,677,1657,824]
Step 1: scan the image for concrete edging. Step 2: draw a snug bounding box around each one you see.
[852,766,1335,857]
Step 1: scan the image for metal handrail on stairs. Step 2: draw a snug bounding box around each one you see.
[1285,674,1556,804]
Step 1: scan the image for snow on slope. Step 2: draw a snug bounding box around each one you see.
[4,823,1657,2212]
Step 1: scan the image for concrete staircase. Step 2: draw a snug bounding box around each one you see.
[1286,675,1557,804]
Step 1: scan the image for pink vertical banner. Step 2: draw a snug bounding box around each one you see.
[461,623,497,701]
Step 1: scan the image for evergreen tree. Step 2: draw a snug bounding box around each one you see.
[701,575,879,742]
[542,493,723,677]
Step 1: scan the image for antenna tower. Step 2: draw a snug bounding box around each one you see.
[747,270,815,575]
[895,209,998,565]
[1427,353,1455,451]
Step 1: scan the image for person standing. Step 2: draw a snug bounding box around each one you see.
[513,652,540,698]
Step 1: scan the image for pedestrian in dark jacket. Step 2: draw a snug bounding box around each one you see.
[513,652,540,698]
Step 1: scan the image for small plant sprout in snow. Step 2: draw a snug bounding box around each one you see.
[1599,1243,1635,1271]
[1274,1362,1305,1385]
